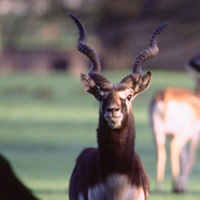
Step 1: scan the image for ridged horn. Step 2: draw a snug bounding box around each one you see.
[68,13,111,88]
[120,22,168,86]
[133,22,168,74]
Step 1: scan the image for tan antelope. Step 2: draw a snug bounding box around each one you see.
[68,13,167,200]
[150,54,200,193]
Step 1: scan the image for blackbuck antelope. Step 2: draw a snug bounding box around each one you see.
[68,13,167,200]
[150,55,200,193]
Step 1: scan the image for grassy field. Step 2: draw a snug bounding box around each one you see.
[0,70,200,200]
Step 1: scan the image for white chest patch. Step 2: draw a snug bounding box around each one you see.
[88,174,145,200]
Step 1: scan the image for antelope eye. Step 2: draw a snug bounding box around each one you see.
[96,93,103,100]
[127,94,132,101]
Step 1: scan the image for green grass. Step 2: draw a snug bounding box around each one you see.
[0,70,199,200]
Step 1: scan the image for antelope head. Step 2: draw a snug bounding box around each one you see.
[69,13,167,130]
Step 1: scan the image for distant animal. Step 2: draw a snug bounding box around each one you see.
[150,54,200,193]
[0,153,38,200]
[68,13,167,200]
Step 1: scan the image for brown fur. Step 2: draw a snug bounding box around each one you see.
[69,83,150,200]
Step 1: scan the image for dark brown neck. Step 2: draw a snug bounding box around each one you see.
[97,113,135,179]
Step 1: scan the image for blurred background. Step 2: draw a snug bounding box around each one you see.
[1,0,200,74]
[0,0,200,200]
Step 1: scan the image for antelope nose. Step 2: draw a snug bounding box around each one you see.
[106,107,120,113]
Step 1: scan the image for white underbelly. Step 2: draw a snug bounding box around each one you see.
[152,100,200,137]
[87,174,145,200]
[165,100,199,135]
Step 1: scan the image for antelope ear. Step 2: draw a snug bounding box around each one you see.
[80,73,98,95]
[133,71,152,95]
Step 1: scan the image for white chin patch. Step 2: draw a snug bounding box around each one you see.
[106,117,123,129]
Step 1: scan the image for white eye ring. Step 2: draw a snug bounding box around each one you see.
[127,94,132,101]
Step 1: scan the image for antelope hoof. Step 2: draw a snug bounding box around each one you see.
[173,184,187,193]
